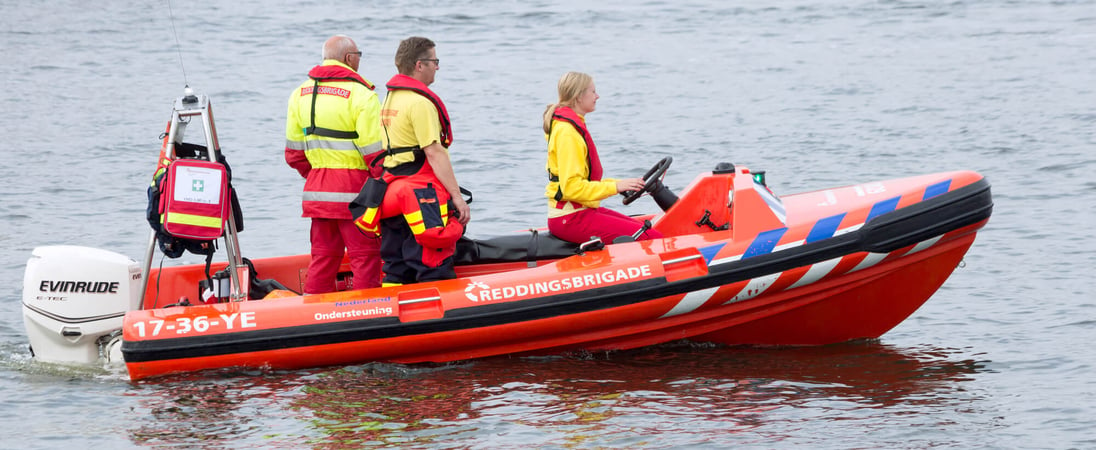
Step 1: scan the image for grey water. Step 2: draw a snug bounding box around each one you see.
[1,0,1094,448]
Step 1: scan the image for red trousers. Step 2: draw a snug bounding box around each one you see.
[547,207,663,244]
[306,218,381,294]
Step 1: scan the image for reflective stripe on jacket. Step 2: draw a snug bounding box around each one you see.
[383,177,463,266]
[285,60,383,218]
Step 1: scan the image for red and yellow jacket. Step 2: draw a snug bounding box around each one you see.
[285,60,383,219]
[545,106,617,217]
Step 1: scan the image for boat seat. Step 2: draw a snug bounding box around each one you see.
[454,229,579,265]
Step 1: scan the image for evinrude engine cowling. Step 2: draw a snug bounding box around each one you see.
[22,246,141,365]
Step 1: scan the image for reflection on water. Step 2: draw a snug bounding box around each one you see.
[127,341,985,447]
[126,368,310,446]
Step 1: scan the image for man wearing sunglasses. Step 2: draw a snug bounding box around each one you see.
[373,36,469,286]
[285,35,384,294]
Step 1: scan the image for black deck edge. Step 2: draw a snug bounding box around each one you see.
[860,178,992,253]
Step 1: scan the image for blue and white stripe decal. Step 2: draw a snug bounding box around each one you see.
[661,179,958,317]
[787,257,842,290]
[742,228,788,259]
[724,273,781,305]
[698,243,726,266]
[923,180,951,200]
[849,252,888,273]
[906,234,943,255]
[660,286,720,318]
[806,213,846,243]
[848,195,903,272]
[866,196,902,223]
[664,232,947,316]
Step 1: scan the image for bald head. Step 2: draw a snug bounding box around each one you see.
[322,35,361,71]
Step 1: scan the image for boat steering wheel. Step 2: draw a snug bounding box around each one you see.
[622,156,673,205]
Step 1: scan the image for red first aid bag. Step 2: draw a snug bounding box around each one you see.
[160,158,229,240]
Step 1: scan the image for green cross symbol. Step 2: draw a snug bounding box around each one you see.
[192,180,205,192]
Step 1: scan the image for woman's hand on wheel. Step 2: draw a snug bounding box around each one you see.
[616,177,645,194]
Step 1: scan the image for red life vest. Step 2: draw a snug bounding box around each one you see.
[385,74,453,149]
[303,65,376,139]
[548,106,604,204]
[309,64,375,89]
[551,106,603,181]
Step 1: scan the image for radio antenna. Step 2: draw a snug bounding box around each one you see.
[166,0,189,89]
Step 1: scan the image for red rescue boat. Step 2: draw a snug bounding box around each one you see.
[20,91,992,381]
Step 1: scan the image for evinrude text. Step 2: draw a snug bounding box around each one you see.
[39,280,119,294]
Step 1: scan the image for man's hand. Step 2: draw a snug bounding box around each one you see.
[452,196,471,225]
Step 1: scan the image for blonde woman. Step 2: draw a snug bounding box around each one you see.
[542,72,662,244]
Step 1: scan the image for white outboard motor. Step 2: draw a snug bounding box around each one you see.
[22,245,142,365]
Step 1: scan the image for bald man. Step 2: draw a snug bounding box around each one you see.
[285,35,384,293]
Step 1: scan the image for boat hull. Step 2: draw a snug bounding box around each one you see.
[693,229,977,345]
[119,167,992,380]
